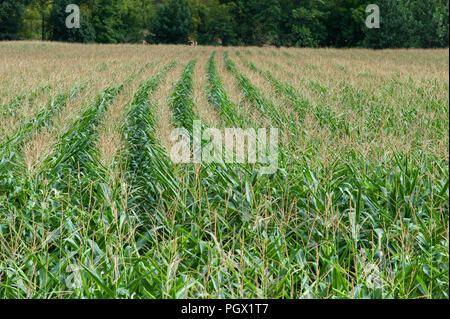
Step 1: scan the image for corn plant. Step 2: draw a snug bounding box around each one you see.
[0,43,447,299]
[1,84,52,118]
[223,51,283,126]
[206,51,248,127]
[124,61,181,219]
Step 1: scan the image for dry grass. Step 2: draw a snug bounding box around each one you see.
[244,48,449,165]
[193,51,221,128]
[22,128,55,174]
[0,42,448,299]
[11,44,171,175]
[153,53,192,152]
[95,46,185,181]
[96,70,153,173]
[215,48,244,107]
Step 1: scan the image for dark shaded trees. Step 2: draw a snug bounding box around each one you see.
[0,0,27,40]
[363,0,449,49]
[36,0,53,40]
[288,1,328,47]
[408,0,449,48]
[231,0,282,46]
[3,0,449,48]
[321,0,365,48]
[90,0,123,43]
[150,0,192,44]
[49,0,95,43]
[191,0,237,45]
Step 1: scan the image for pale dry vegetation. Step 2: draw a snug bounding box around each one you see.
[0,42,448,299]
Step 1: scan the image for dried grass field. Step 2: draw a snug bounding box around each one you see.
[0,42,448,298]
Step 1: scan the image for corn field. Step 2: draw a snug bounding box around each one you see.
[0,42,448,299]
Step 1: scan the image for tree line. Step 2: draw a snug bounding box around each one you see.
[1,0,448,48]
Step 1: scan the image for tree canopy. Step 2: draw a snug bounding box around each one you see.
[0,0,27,40]
[2,0,448,48]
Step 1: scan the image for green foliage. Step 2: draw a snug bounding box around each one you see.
[89,0,122,43]
[364,0,414,49]
[232,0,282,46]
[364,0,449,49]
[322,0,366,47]
[0,0,26,40]
[119,0,148,42]
[49,0,95,43]
[35,0,53,40]
[0,44,448,298]
[18,3,42,40]
[206,51,246,125]
[192,0,237,45]
[125,62,179,217]
[290,6,327,47]
[408,0,449,48]
[5,0,449,47]
[150,0,192,44]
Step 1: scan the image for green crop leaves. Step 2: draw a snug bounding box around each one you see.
[206,51,248,127]
[0,47,448,299]
[224,51,283,126]
[125,61,180,219]
[171,59,198,131]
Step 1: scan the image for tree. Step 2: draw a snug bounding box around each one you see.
[435,0,449,47]
[49,0,95,43]
[322,0,365,47]
[35,0,53,40]
[6,0,449,48]
[363,0,414,49]
[290,5,327,47]
[232,0,282,46]
[91,0,123,43]
[408,0,449,48]
[119,0,146,43]
[0,0,26,40]
[150,0,192,44]
[192,0,237,45]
